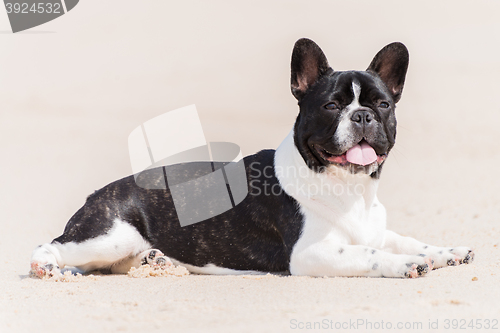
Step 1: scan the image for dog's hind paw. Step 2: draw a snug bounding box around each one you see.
[30,261,60,279]
[140,249,172,267]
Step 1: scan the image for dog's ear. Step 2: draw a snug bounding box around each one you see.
[291,38,330,100]
[367,42,409,103]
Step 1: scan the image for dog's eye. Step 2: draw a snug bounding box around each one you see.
[379,102,390,109]
[324,102,339,110]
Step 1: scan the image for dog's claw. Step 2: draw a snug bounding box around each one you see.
[461,250,474,264]
[416,263,430,275]
[155,257,169,266]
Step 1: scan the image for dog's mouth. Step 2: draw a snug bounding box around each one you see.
[314,140,387,167]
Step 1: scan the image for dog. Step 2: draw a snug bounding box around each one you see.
[30,38,474,279]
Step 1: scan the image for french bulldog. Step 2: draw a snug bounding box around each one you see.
[30,38,474,279]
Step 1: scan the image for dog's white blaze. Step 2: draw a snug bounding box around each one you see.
[334,81,362,148]
[31,219,152,272]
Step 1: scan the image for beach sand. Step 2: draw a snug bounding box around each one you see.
[1,1,499,332]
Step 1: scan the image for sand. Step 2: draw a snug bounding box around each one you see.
[1,1,500,332]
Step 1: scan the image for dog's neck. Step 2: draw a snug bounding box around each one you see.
[274,130,380,221]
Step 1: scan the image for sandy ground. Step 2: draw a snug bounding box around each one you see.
[1,1,500,332]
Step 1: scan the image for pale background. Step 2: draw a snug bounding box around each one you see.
[0,1,499,332]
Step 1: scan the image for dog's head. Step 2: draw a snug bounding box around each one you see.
[291,38,409,177]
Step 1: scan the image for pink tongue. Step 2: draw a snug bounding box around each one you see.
[345,142,377,166]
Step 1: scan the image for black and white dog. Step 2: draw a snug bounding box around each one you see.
[31,39,474,279]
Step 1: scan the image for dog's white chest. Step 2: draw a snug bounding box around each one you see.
[274,130,387,252]
[296,195,387,250]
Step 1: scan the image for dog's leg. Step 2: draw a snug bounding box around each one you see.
[381,230,474,269]
[30,219,168,278]
[30,243,64,278]
[290,243,433,278]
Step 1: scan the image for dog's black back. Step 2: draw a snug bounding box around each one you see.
[54,150,303,272]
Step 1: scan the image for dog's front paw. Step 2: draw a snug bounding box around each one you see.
[402,256,433,278]
[30,261,60,279]
[382,255,433,278]
[429,247,474,268]
[140,249,173,267]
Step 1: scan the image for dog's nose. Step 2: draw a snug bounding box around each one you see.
[351,110,373,124]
